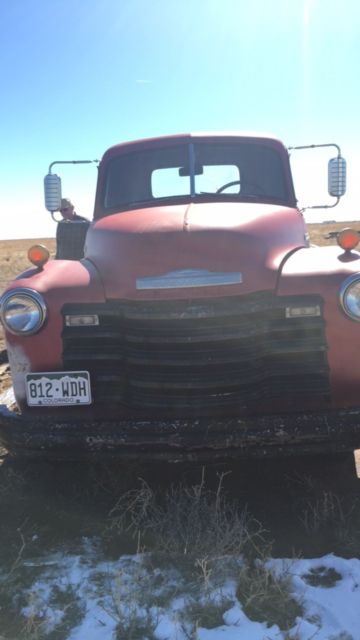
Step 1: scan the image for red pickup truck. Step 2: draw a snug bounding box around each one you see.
[1,132,359,460]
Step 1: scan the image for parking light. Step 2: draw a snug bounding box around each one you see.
[65,315,99,326]
[337,228,359,252]
[28,244,50,268]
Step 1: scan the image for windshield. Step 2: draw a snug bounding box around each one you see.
[103,142,290,211]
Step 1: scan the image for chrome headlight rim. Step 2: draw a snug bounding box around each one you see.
[339,274,360,321]
[0,288,47,336]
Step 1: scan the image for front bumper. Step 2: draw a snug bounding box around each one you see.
[1,391,360,460]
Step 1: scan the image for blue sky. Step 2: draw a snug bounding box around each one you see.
[1,0,360,239]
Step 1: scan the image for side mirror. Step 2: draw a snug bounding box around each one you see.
[44,173,62,212]
[328,157,346,198]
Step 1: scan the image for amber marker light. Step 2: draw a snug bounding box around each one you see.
[28,244,50,268]
[337,228,360,252]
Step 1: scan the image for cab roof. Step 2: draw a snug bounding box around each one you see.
[102,132,288,161]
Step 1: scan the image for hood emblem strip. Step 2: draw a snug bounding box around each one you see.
[136,269,243,290]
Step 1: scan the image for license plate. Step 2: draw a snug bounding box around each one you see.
[26,372,92,406]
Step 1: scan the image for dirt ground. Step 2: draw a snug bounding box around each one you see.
[0,223,357,395]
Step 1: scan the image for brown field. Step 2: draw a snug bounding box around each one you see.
[0,237,56,293]
[0,222,358,392]
[307,220,360,246]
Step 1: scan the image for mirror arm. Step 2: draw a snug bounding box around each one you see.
[288,143,342,156]
[48,159,99,174]
[300,198,340,213]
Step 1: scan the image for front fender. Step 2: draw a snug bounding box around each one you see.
[2,259,106,409]
[278,245,360,292]
[278,246,360,406]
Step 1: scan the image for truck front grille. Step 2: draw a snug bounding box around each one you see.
[61,292,329,416]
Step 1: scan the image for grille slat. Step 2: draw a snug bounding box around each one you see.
[62,292,329,415]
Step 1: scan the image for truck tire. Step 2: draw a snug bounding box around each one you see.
[56,221,90,260]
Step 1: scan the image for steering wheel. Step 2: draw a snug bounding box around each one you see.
[216,180,241,194]
[216,180,265,195]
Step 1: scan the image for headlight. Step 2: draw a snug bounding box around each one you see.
[339,275,360,321]
[0,289,47,335]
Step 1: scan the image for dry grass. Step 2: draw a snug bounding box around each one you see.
[0,238,56,293]
[108,471,304,635]
[236,562,303,630]
[109,470,269,564]
[307,220,360,246]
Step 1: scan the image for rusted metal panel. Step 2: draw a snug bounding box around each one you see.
[1,394,360,460]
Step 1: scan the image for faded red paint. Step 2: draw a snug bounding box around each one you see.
[278,246,360,407]
[1,132,360,457]
[85,203,306,299]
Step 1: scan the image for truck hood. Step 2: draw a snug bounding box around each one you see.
[85,202,306,299]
